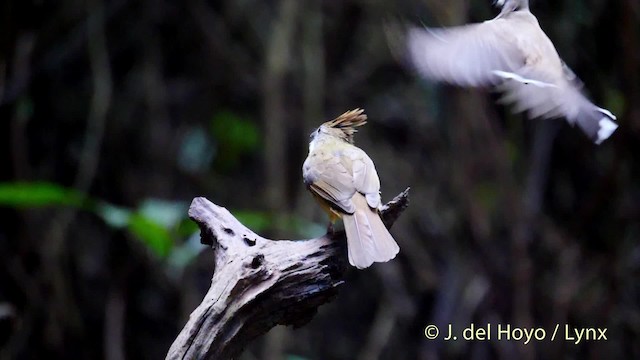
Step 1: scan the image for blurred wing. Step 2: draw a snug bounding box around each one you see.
[400,14,619,144]
[303,149,356,214]
[495,64,618,143]
[406,20,526,86]
[495,66,566,119]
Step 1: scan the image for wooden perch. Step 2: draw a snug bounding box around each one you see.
[166,188,410,360]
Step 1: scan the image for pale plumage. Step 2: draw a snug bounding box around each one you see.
[303,109,399,269]
[400,0,618,144]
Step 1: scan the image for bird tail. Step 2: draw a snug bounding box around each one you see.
[574,105,618,145]
[342,193,399,269]
[494,69,618,144]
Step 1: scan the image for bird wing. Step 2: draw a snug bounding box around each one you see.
[495,63,618,143]
[303,147,357,214]
[303,144,384,213]
[343,147,382,209]
[404,13,618,143]
[405,19,527,86]
[495,65,568,119]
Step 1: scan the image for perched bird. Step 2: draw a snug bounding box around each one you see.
[302,109,400,269]
[397,0,618,144]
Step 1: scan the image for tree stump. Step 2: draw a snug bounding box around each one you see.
[166,188,410,360]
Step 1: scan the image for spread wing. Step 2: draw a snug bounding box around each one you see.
[302,145,382,214]
[400,15,618,143]
[405,20,526,86]
[495,63,618,143]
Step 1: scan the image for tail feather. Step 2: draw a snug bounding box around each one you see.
[343,193,400,269]
[574,104,618,145]
[494,70,618,144]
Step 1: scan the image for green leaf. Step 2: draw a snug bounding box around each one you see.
[176,217,199,237]
[0,182,87,208]
[0,182,181,259]
[128,213,174,258]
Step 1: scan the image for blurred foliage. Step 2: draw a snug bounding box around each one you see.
[127,212,175,257]
[0,182,319,259]
[0,0,638,359]
[233,210,326,239]
[177,126,215,173]
[0,182,183,259]
[0,182,87,208]
[210,111,261,170]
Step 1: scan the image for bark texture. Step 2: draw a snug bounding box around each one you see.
[166,188,410,360]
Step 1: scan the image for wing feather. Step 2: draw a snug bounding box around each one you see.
[403,13,618,143]
[406,20,526,87]
[344,147,382,209]
[302,147,356,214]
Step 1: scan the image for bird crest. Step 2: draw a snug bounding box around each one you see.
[322,108,368,143]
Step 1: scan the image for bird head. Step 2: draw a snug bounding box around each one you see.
[310,108,368,145]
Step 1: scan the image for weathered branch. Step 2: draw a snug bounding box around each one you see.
[166,188,410,360]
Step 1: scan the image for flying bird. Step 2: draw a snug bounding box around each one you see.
[397,0,618,144]
[302,109,400,269]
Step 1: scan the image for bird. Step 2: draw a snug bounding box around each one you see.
[302,109,400,269]
[395,0,618,144]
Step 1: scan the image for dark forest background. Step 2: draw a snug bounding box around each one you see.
[1,0,639,359]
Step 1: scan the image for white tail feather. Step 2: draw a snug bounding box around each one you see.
[596,118,618,145]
